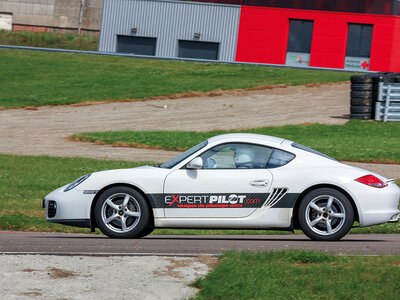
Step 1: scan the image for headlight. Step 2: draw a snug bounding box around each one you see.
[64,174,91,192]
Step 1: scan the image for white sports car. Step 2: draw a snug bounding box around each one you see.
[43,133,400,241]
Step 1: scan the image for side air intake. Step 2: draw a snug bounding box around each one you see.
[262,188,288,208]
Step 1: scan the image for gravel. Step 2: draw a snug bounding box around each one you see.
[0,255,216,299]
[0,83,349,162]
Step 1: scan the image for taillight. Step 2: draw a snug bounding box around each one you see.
[355,175,388,188]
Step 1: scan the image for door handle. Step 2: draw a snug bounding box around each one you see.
[249,180,269,187]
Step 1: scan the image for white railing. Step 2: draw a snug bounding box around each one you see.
[375,82,400,122]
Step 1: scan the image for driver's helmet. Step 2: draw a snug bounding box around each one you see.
[233,146,254,168]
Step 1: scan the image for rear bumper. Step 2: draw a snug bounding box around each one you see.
[345,181,400,227]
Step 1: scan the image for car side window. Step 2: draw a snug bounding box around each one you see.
[200,143,274,169]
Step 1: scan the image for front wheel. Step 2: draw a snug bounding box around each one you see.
[298,188,354,241]
[94,186,150,238]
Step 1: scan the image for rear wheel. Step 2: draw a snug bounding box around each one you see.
[298,188,354,241]
[95,186,150,238]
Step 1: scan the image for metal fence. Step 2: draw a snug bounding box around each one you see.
[376,82,400,122]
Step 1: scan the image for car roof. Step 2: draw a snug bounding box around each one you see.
[207,133,286,145]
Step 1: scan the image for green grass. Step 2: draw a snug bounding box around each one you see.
[0,30,98,51]
[0,48,352,108]
[191,250,400,299]
[72,119,400,164]
[0,154,399,234]
[0,154,150,232]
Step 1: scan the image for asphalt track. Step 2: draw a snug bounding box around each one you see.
[1,232,400,256]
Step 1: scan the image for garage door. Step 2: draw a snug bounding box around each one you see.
[178,40,219,60]
[0,13,12,31]
[116,35,156,56]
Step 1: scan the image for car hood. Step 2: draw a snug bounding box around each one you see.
[75,165,172,194]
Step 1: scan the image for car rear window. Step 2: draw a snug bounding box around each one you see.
[266,149,295,168]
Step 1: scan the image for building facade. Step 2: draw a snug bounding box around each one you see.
[0,0,103,33]
[99,0,400,72]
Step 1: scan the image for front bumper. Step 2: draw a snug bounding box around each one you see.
[43,186,97,227]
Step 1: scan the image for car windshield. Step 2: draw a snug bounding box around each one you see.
[291,142,338,162]
[160,140,208,168]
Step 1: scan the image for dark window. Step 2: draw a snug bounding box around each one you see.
[266,149,295,168]
[116,36,157,56]
[178,40,219,60]
[197,143,295,169]
[346,24,373,57]
[199,143,275,169]
[287,19,314,53]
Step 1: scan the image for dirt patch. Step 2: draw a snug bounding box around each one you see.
[154,258,195,278]
[19,290,42,297]
[47,267,78,279]
[22,268,37,272]
[154,256,218,279]
[23,106,38,111]
[194,255,219,269]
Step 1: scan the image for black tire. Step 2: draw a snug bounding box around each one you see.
[382,76,396,83]
[350,113,372,120]
[372,73,395,83]
[297,188,354,241]
[351,75,373,84]
[351,83,373,91]
[350,90,373,98]
[134,226,155,238]
[350,97,373,106]
[350,105,372,113]
[94,186,150,238]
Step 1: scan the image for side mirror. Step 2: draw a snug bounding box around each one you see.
[186,157,203,170]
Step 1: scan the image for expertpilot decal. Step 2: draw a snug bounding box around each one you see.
[164,194,263,208]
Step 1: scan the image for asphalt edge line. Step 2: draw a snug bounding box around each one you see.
[0,251,219,257]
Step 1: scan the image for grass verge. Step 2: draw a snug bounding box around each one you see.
[0,48,352,108]
[0,154,150,232]
[0,30,98,51]
[0,154,399,234]
[191,250,400,299]
[72,119,400,164]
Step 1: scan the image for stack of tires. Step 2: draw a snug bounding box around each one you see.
[350,75,374,120]
[350,73,399,120]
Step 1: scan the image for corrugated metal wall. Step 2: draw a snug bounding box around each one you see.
[99,0,241,61]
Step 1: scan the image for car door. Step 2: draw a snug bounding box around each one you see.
[163,143,274,218]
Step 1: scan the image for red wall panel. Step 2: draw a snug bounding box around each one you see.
[389,18,400,71]
[236,6,400,72]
